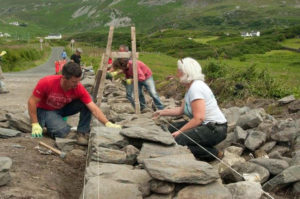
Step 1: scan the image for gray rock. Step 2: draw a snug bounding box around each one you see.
[263,165,300,192]
[271,127,298,142]
[291,151,300,166]
[0,121,10,128]
[55,138,76,152]
[84,177,142,199]
[137,142,191,164]
[177,182,232,199]
[6,112,31,133]
[111,103,135,114]
[150,180,175,194]
[91,146,127,164]
[122,117,157,128]
[223,106,250,129]
[144,154,219,184]
[216,132,235,149]
[236,109,263,130]
[85,163,151,196]
[278,95,295,105]
[0,157,12,172]
[259,141,277,153]
[288,100,300,113]
[249,158,289,175]
[234,126,248,143]
[0,127,22,138]
[226,181,263,199]
[0,157,12,186]
[121,126,175,145]
[293,181,300,195]
[144,193,173,199]
[91,127,128,149]
[257,120,277,139]
[268,151,292,164]
[244,130,267,151]
[121,145,139,165]
[269,145,290,156]
[221,162,270,184]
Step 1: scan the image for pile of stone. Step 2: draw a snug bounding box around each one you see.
[82,82,300,199]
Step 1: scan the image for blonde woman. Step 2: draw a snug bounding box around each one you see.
[154,57,227,161]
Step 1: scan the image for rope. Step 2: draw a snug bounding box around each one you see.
[81,94,274,199]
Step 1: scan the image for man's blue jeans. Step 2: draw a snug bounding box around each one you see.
[125,76,164,110]
[37,100,91,138]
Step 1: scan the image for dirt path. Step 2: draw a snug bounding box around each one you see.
[0,47,85,199]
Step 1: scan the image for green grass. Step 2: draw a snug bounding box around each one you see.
[280,38,300,49]
[193,36,219,44]
[200,50,300,97]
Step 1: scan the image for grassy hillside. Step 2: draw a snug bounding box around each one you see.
[0,0,299,36]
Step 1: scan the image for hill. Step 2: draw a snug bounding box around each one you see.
[0,0,300,36]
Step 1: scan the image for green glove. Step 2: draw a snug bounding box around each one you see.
[126,79,133,85]
[111,71,118,77]
[105,121,122,129]
[32,123,43,138]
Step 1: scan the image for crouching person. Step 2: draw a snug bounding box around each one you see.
[28,62,121,145]
[153,57,227,161]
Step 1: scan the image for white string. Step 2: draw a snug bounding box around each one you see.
[141,101,274,199]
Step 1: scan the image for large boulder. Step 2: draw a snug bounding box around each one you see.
[144,154,219,184]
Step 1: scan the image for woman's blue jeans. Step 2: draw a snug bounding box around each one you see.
[37,99,91,138]
[125,76,164,110]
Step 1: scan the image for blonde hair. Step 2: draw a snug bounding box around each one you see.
[177,57,205,83]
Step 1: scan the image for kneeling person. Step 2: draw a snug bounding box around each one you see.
[28,62,120,144]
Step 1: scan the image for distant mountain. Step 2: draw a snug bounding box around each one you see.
[0,0,299,35]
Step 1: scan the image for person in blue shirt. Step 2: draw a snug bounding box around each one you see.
[61,50,67,60]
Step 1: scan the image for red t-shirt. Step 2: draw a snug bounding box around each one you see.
[123,60,152,81]
[33,75,92,110]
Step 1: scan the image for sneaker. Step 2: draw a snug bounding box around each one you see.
[65,131,77,139]
[77,133,88,146]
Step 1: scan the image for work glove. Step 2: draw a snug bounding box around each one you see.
[32,123,43,138]
[105,121,122,129]
[0,51,7,57]
[126,79,133,85]
[111,71,118,77]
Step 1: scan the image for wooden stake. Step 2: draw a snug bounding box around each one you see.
[131,27,140,114]
[96,26,114,107]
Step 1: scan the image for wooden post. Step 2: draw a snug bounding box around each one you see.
[131,27,140,114]
[96,26,114,107]
[91,53,104,102]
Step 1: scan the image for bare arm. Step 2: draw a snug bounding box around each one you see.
[172,99,205,137]
[28,95,41,123]
[153,102,184,118]
[86,101,109,124]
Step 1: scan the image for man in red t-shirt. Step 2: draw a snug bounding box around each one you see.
[28,62,121,145]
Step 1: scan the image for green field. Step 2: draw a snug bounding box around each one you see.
[280,38,300,49]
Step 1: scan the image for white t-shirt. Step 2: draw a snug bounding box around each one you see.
[184,80,227,124]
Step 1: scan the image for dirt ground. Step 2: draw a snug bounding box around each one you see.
[0,47,86,199]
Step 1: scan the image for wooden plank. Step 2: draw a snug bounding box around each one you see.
[110,52,139,59]
[91,69,102,102]
[96,26,114,107]
[131,27,140,114]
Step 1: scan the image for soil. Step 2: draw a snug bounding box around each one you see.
[0,47,86,199]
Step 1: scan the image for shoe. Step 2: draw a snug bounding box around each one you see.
[217,150,224,159]
[65,131,77,139]
[77,133,88,146]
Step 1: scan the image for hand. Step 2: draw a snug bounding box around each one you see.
[126,79,132,85]
[105,121,122,129]
[152,110,163,120]
[32,123,43,138]
[172,131,181,138]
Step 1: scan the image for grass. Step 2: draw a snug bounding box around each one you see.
[280,38,300,49]
[193,36,219,44]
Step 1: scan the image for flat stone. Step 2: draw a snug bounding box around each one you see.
[249,158,289,175]
[244,130,267,151]
[85,164,151,196]
[278,95,295,105]
[137,142,191,164]
[91,146,127,164]
[226,181,263,199]
[0,157,12,172]
[121,126,175,145]
[55,138,76,152]
[91,127,128,149]
[150,180,175,194]
[84,177,142,199]
[178,182,232,199]
[0,127,22,138]
[144,154,219,184]
[263,165,300,192]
